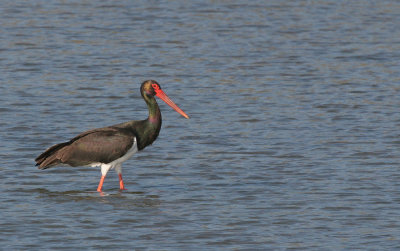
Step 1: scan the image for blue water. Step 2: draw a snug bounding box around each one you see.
[1,0,400,250]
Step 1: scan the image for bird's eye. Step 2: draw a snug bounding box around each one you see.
[152,84,160,91]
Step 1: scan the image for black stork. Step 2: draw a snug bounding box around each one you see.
[35,80,189,192]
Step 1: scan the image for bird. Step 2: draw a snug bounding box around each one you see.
[35,80,189,192]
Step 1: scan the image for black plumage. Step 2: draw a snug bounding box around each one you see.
[35,80,189,191]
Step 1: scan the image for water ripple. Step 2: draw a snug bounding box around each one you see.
[1,0,400,250]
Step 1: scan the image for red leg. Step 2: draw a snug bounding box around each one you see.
[119,173,127,190]
[97,175,106,192]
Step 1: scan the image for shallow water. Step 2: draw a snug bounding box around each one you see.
[1,0,400,250]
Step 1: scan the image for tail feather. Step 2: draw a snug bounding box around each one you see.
[35,142,70,169]
[37,157,61,169]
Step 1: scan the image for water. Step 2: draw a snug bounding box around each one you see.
[1,0,400,249]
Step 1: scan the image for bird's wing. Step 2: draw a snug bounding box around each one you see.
[59,128,135,166]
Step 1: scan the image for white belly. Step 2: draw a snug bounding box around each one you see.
[90,137,138,176]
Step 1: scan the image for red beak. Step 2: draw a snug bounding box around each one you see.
[155,89,189,119]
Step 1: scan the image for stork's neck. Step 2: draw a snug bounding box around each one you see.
[145,95,162,125]
[133,95,161,150]
[113,93,162,151]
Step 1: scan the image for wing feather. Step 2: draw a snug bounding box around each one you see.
[61,130,134,166]
[36,127,135,168]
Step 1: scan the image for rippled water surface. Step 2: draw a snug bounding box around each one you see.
[1,0,400,250]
